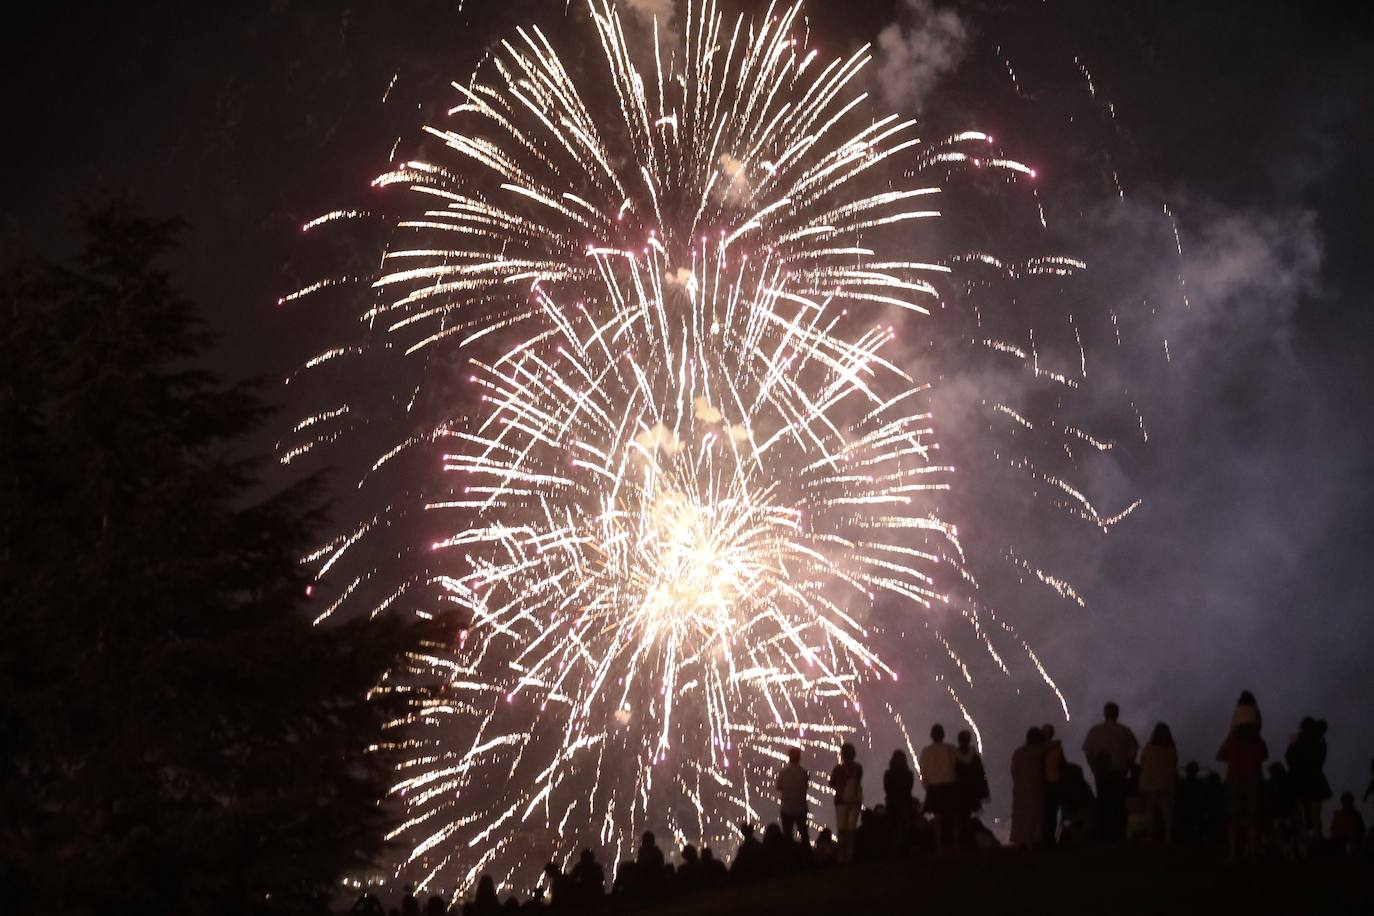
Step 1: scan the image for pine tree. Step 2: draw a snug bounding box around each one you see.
[0,204,420,915]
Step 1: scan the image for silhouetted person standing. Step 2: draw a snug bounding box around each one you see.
[700,847,728,886]
[1041,723,1065,845]
[883,750,916,849]
[776,746,810,843]
[1058,762,1097,845]
[1218,720,1268,861]
[1330,792,1366,856]
[463,877,499,916]
[1011,727,1046,848]
[919,724,960,850]
[955,729,990,837]
[1082,701,1138,842]
[1139,722,1179,845]
[829,742,864,864]
[637,832,666,896]
[1286,717,1331,846]
[542,862,571,909]
[571,849,605,904]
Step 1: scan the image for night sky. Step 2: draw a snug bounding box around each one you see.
[7,0,1373,827]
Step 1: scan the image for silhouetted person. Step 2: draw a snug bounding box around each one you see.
[1011,727,1046,848]
[637,831,666,896]
[731,822,767,881]
[776,746,810,843]
[1231,689,1262,734]
[1139,722,1179,845]
[1286,717,1331,846]
[1057,762,1096,846]
[542,861,572,909]
[570,849,604,904]
[883,750,916,849]
[955,729,990,841]
[1082,701,1138,842]
[1265,762,1297,859]
[1041,723,1065,845]
[762,822,790,873]
[813,828,838,867]
[1330,792,1366,855]
[829,742,864,863]
[424,895,448,916]
[700,847,728,886]
[676,845,701,892]
[463,877,500,916]
[402,885,421,916]
[610,859,638,899]
[1175,761,1206,844]
[919,724,960,851]
[1218,719,1268,861]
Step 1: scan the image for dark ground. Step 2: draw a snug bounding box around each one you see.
[608,849,1372,916]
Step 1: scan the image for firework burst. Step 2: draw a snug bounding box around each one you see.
[285,0,1125,896]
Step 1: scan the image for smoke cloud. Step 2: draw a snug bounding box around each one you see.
[624,0,675,25]
[874,0,970,113]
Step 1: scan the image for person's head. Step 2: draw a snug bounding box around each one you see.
[1316,719,1328,736]
[957,729,973,750]
[1237,690,1256,706]
[1300,716,1316,733]
[1184,760,1200,778]
[682,844,698,863]
[1340,791,1355,811]
[840,741,856,762]
[476,876,496,897]
[1103,702,1120,722]
[580,848,596,863]
[701,847,716,862]
[1042,723,1055,741]
[1027,726,1043,745]
[788,746,801,764]
[763,823,783,843]
[642,830,655,847]
[817,828,833,843]
[890,749,908,770]
[1150,722,1173,747]
[930,723,945,742]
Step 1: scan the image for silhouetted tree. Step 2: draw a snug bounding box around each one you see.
[0,204,421,915]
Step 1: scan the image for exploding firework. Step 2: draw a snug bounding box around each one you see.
[285,0,1143,896]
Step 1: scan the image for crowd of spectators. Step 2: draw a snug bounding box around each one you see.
[350,692,1371,914]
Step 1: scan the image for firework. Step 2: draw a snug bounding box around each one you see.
[286,0,1125,896]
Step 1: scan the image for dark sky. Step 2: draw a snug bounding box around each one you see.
[6,0,1373,819]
